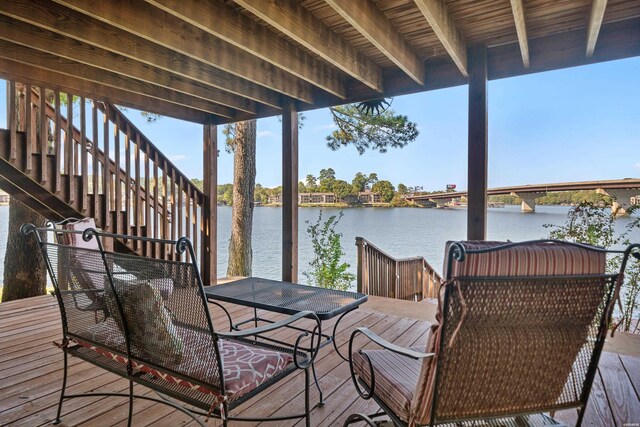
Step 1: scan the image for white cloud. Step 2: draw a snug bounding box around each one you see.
[169,154,187,162]
[634,162,640,170]
[257,130,275,138]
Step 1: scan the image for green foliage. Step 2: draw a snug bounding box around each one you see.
[351,172,378,194]
[327,105,419,154]
[303,211,355,291]
[191,179,204,191]
[372,180,395,203]
[390,194,410,207]
[536,190,610,206]
[332,180,353,199]
[545,202,640,333]
[318,168,336,192]
[305,174,318,192]
[397,183,408,195]
[254,183,269,203]
[489,194,519,204]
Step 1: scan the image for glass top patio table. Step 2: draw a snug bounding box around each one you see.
[203,277,367,320]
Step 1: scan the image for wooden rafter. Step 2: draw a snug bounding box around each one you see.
[586,0,608,57]
[53,0,316,104]
[0,40,238,119]
[509,0,530,68]
[0,15,258,115]
[0,58,209,124]
[413,0,468,77]
[0,0,281,110]
[234,0,383,93]
[324,0,425,85]
[147,0,346,99]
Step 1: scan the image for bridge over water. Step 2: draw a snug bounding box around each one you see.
[406,179,640,214]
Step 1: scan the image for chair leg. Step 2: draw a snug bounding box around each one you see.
[127,380,134,427]
[343,413,378,426]
[53,351,69,425]
[305,368,311,427]
[576,406,585,427]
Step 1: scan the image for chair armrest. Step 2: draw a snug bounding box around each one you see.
[217,310,322,369]
[351,327,434,360]
[347,327,434,400]
[216,310,320,339]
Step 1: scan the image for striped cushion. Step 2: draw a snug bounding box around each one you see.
[445,241,606,279]
[409,240,608,425]
[352,347,424,422]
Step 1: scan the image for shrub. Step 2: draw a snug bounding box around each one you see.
[303,211,355,291]
[544,202,640,333]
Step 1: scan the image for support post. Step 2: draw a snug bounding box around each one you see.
[467,45,488,240]
[203,121,217,285]
[282,100,298,282]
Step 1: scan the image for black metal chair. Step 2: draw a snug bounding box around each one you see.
[23,224,321,426]
[343,239,640,427]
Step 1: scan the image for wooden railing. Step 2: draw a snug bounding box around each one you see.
[5,81,209,270]
[355,237,442,301]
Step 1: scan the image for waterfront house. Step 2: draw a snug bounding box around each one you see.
[0,0,639,425]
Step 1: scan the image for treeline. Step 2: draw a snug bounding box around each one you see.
[488,190,610,206]
[194,169,425,206]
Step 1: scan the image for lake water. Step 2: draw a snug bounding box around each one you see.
[1,205,638,288]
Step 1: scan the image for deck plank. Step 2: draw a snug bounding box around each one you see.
[598,352,640,424]
[0,295,638,426]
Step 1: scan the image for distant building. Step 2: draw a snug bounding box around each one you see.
[298,193,336,204]
[267,194,282,204]
[0,190,9,205]
[631,196,639,205]
[358,189,381,203]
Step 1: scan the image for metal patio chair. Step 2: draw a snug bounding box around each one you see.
[343,239,640,427]
[23,224,321,426]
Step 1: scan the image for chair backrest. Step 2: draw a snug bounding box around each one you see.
[27,225,125,355]
[26,223,225,397]
[411,240,615,425]
[101,241,224,395]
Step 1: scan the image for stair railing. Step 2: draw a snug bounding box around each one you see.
[355,237,442,301]
[7,81,207,266]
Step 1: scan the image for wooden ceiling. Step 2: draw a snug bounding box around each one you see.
[1,0,639,124]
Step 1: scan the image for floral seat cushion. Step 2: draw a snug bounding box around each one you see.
[74,323,294,402]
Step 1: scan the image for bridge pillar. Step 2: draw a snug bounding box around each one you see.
[431,198,451,208]
[512,192,545,213]
[596,188,639,217]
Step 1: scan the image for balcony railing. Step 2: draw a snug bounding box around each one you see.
[355,237,441,301]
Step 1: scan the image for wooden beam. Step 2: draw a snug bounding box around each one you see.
[0,15,258,115]
[0,40,238,119]
[147,0,346,99]
[467,45,488,241]
[203,122,217,286]
[586,0,608,57]
[0,58,209,124]
[324,0,424,85]
[234,0,383,93]
[53,0,316,104]
[509,0,530,68]
[0,0,282,109]
[282,100,299,283]
[413,0,468,77]
[310,18,640,122]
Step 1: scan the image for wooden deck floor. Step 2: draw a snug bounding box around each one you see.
[1,295,639,426]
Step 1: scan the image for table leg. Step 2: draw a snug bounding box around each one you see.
[332,309,355,362]
[311,362,324,406]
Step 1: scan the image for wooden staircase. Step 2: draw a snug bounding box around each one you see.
[1,81,211,273]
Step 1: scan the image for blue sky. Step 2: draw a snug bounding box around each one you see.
[1,56,638,190]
